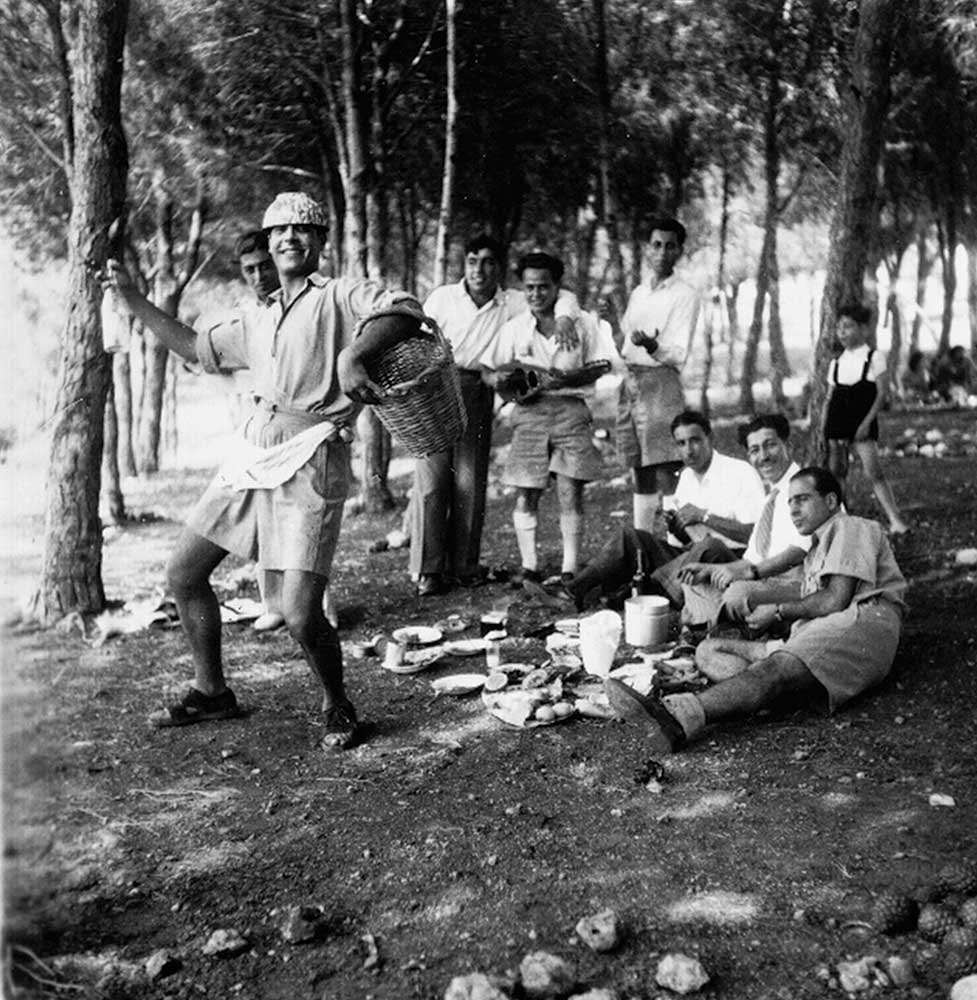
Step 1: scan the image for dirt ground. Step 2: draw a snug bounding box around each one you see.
[2,405,976,1000]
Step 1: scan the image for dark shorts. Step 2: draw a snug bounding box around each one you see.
[825,382,879,441]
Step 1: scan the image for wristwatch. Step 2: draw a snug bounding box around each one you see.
[749,564,760,580]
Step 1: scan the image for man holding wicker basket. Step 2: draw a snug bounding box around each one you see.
[103,192,425,751]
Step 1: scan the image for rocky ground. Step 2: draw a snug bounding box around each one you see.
[3,404,976,999]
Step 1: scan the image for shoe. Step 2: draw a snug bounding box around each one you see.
[521,579,574,611]
[253,611,286,632]
[510,567,542,589]
[454,566,491,588]
[151,687,241,729]
[320,701,364,751]
[603,678,686,753]
[416,574,449,597]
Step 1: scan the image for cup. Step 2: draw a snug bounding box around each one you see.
[383,639,405,668]
[578,610,622,677]
[484,630,506,670]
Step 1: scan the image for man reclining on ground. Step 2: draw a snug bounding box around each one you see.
[605,466,907,753]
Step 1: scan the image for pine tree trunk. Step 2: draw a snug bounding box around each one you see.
[910,228,930,352]
[37,0,129,624]
[725,281,741,386]
[808,0,896,463]
[114,350,136,476]
[102,377,125,524]
[967,237,977,354]
[433,0,457,287]
[938,208,957,355]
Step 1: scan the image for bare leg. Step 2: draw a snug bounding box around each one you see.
[632,464,677,534]
[254,567,286,630]
[166,530,230,696]
[854,440,909,533]
[826,439,849,481]
[695,635,769,682]
[280,569,346,712]
[697,649,825,723]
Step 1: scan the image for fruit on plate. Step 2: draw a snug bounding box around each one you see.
[484,672,509,692]
[552,701,574,719]
[534,704,556,723]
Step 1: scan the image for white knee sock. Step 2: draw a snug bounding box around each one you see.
[633,492,661,533]
[513,509,538,570]
[559,511,583,575]
[662,692,707,740]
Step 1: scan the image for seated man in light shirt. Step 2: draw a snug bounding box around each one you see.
[606,467,907,752]
[410,234,582,597]
[677,413,810,630]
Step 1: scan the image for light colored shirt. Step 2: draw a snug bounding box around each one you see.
[744,461,811,564]
[829,344,887,385]
[802,511,907,608]
[619,272,700,369]
[480,309,610,399]
[196,273,421,423]
[675,450,765,549]
[424,281,579,370]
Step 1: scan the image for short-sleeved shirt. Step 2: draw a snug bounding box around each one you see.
[196,273,419,426]
[801,511,907,608]
[674,450,766,548]
[743,461,811,564]
[423,281,579,370]
[480,309,609,400]
[619,273,700,369]
[829,345,887,386]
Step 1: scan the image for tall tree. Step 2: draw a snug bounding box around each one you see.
[36,0,130,622]
[432,0,457,287]
[809,0,897,462]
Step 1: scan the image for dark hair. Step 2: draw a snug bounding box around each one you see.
[517,251,564,283]
[234,229,269,258]
[739,413,790,447]
[464,233,505,263]
[837,302,872,325]
[792,466,844,507]
[649,217,687,246]
[670,409,711,437]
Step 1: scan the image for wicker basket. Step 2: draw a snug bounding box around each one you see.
[361,315,467,458]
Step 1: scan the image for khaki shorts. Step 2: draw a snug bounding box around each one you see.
[784,600,902,712]
[615,366,685,468]
[504,395,602,489]
[187,407,351,577]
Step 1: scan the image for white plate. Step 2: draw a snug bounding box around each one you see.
[430,673,487,696]
[392,625,443,646]
[383,648,445,674]
[554,618,581,635]
[443,638,488,657]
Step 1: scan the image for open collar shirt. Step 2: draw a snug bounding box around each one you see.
[675,450,766,548]
[619,272,700,369]
[744,460,811,564]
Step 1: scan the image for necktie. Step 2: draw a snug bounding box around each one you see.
[753,488,778,559]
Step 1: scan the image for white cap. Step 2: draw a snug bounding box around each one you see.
[261,192,328,230]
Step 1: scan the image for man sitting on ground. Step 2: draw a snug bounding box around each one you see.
[605,467,907,753]
[543,409,764,610]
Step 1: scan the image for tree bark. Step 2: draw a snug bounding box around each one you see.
[808,0,896,463]
[937,207,957,355]
[433,0,457,287]
[340,0,369,277]
[37,0,129,623]
[966,233,977,354]
[102,376,125,524]
[910,227,931,352]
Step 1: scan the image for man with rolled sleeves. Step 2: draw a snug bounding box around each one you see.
[617,218,700,535]
[104,192,424,750]
[606,467,907,752]
[411,234,582,596]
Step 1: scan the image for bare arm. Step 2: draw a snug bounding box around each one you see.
[746,573,857,631]
[102,259,198,363]
[673,505,754,546]
[337,311,424,404]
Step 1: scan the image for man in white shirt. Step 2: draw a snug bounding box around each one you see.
[616,218,700,535]
[411,235,580,596]
[677,413,810,629]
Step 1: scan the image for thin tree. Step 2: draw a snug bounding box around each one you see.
[36,0,129,622]
[432,0,457,287]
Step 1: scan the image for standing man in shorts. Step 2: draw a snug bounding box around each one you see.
[606,467,906,753]
[103,191,424,750]
[480,252,612,586]
[617,218,700,534]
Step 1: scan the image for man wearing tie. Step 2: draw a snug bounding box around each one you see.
[677,413,809,628]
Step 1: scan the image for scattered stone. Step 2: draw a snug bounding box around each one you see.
[955,548,977,567]
[654,953,710,994]
[201,928,249,957]
[885,955,913,986]
[952,974,977,1000]
[361,931,381,970]
[443,972,510,1000]
[145,949,181,982]
[837,957,875,992]
[574,909,621,953]
[519,951,575,998]
[568,990,618,1000]
[280,905,326,944]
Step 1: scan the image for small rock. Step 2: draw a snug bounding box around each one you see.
[837,957,878,993]
[655,953,710,994]
[885,956,913,986]
[952,975,977,1000]
[386,528,409,549]
[145,950,181,981]
[519,951,575,998]
[201,928,248,957]
[443,972,510,1000]
[955,548,977,567]
[574,909,621,953]
[569,991,617,1000]
[280,905,326,944]
[929,793,956,808]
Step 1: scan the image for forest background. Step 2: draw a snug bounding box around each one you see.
[1,0,976,624]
